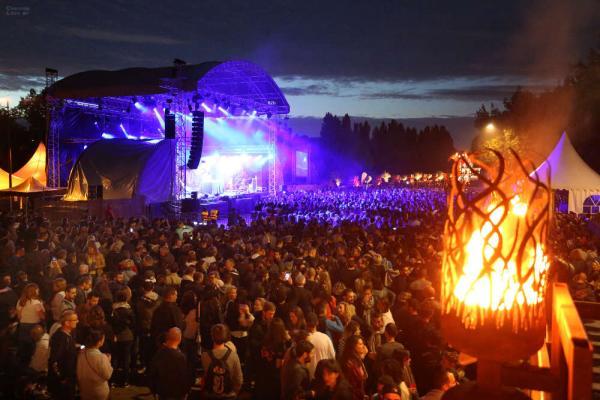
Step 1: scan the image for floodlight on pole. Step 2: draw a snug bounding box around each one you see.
[485,122,497,133]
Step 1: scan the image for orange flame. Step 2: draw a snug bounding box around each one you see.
[442,151,551,332]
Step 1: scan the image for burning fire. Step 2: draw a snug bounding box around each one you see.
[452,196,549,318]
[442,151,551,333]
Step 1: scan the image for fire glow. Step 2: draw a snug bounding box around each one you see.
[442,150,551,333]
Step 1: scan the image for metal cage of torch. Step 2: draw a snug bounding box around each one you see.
[441,149,552,363]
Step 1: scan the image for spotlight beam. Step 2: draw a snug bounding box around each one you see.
[153,107,165,128]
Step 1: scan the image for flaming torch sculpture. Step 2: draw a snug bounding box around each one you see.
[442,150,551,394]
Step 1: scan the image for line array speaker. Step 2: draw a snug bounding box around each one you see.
[187,111,204,169]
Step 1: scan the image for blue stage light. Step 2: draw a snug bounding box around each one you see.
[201,102,212,113]
[218,106,229,116]
[102,133,115,139]
[153,107,165,128]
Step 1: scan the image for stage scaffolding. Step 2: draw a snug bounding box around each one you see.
[160,66,189,201]
[45,60,291,198]
[268,119,277,196]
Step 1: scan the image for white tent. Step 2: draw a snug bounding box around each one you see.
[533,132,600,213]
[0,142,46,190]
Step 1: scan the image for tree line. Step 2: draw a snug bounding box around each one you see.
[471,44,600,173]
[313,113,456,181]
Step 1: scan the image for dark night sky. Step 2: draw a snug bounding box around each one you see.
[0,0,597,148]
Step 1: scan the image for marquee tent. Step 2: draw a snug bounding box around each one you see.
[0,141,47,190]
[533,132,600,213]
[65,139,174,203]
[0,176,64,197]
[0,169,23,190]
[14,142,47,185]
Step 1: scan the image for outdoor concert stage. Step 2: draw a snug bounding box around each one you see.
[44,60,313,218]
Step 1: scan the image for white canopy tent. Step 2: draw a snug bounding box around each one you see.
[533,132,600,214]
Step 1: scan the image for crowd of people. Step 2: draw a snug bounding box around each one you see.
[255,189,447,229]
[0,187,597,400]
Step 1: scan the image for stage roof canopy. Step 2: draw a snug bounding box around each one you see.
[48,60,290,116]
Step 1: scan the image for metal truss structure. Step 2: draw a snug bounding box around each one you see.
[46,60,290,196]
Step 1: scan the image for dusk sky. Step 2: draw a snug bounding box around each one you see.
[0,0,597,147]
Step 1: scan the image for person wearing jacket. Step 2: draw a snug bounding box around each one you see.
[77,328,113,400]
[151,287,185,344]
[311,359,353,400]
[281,340,314,400]
[340,335,369,400]
[135,280,160,371]
[111,288,134,387]
[48,310,79,400]
[148,327,193,400]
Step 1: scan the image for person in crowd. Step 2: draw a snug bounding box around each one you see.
[254,317,289,400]
[85,241,106,276]
[290,273,313,315]
[379,382,405,400]
[48,309,79,400]
[60,284,78,316]
[316,302,344,340]
[312,359,353,400]
[340,335,368,400]
[76,292,100,327]
[201,323,243,399]
[150,287,184,344]
[338,320,361,357]
[0,273,18,332]
[16,282,45,358]
[76,328,113,400]
[83,305,114,356]
[199,294,223,350]
[377,323,404,363]
[287,305,307,336]
[75,275,93,306]
[229,301,254,366]
[306,312,336,379]
[420,367,456,400]
[28,324,49,374]
[111,288,134,387]
[148,327,192,400]
[136,279,160,371]
[180,290,199,368]
[248,300,275,374]
[49,278,67,323]
[281,339,314,400]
